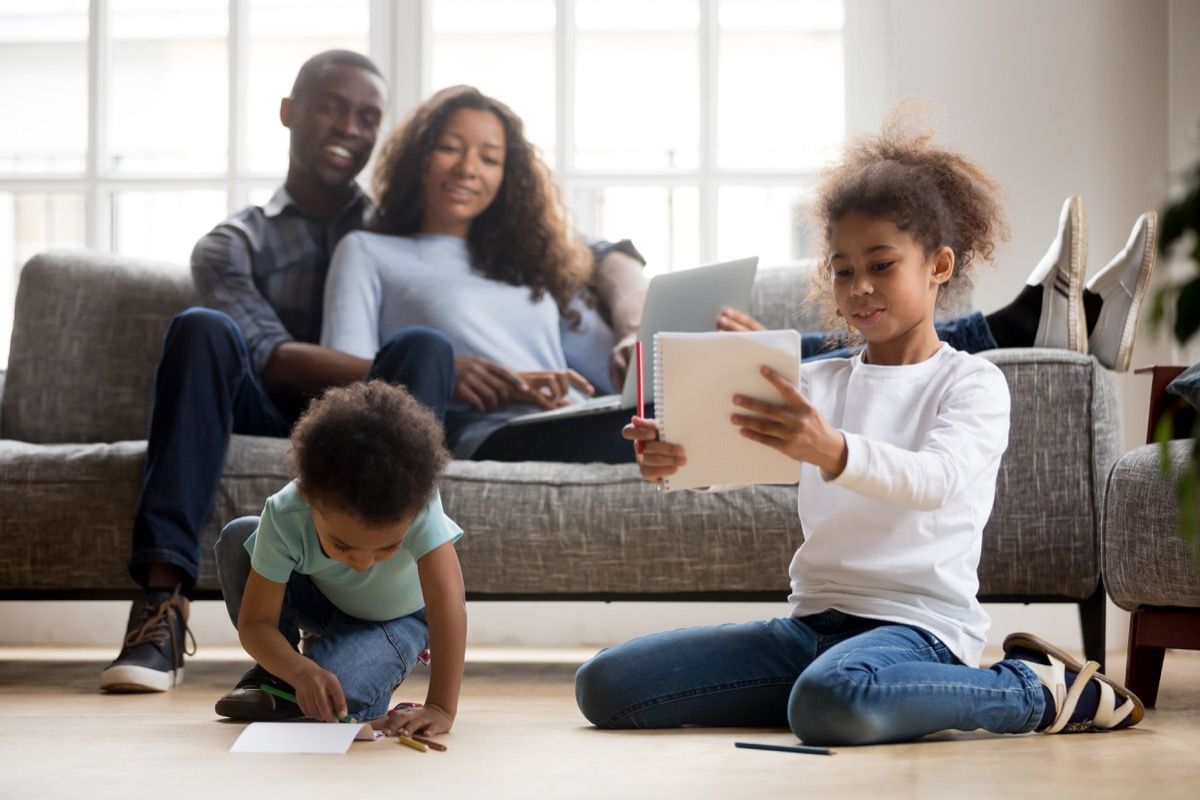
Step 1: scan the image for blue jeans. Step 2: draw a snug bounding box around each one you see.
[803,311,997,360]
[574,611,1046,746]
[214,517,429,720]
[129,307,455,591]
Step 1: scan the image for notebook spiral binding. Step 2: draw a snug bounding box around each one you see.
[652,332,672,491]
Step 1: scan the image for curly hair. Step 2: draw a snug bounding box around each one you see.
[290,381,450,525]
[809,102,1010,327]
[369,85,591,325]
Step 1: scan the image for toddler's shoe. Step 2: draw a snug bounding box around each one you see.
[214,663,304,722]
[1086,211,1159,372]
[100,587,194,692]
[1003,631,1144,733]
[1029,195,1087,354]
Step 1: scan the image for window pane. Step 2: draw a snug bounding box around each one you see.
[0,192,86,366]
[717,185,813,266]
[717,0,843,169]
[109,0,228,173]
[574,186,698,277]
[574,0,699,170]
[0,2,89,173]
[246,0,370,174]
[431,0,556,163]
[112,190,226,264]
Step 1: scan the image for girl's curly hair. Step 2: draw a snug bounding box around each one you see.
[809,102,1010,327]
[369,85,591,324]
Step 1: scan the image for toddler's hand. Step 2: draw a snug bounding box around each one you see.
[381,703,454,738]
[293,665,348,723]
[622,416,687,483]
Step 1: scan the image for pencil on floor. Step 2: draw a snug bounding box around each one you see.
[397,735,428,752]
[734,741,833,756]
[410,734,447,751]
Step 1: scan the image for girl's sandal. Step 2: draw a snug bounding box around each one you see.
[1002,632,1144,733]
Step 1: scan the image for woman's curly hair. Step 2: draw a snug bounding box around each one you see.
[369,85,591,324]
[809,102,1010,328]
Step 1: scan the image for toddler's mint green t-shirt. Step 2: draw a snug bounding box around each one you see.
[244,480,463,622]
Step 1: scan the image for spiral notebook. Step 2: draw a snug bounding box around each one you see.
[653,330,802,491]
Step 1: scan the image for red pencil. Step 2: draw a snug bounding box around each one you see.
[635,340,645,454]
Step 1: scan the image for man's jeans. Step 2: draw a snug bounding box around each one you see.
[803,311,997,360]
[129,307,455,591]
[215,517,428,721]
[575,611,1046,746]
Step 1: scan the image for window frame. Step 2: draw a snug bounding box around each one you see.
[0,0,884,261]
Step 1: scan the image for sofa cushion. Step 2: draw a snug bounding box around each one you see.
[1103,441,1200,610]
[2,250,193,444]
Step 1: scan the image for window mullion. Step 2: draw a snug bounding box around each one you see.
[87,0,110,251]
[555,0,575,198]
[228,0,248,213]
[698,0,717,263]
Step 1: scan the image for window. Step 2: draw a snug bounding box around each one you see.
[0,0,847,367]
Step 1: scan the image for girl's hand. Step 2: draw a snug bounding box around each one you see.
[622,416,687,483]
[731,366,848,477]
[517,369,596,409]
[380,703,454,738]
[454,356,528,412]
[716,306,765,333]
[293,665,349,723]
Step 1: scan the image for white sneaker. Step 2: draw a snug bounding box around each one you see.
[1086,211,1159,372]
[1028,195,1087,353]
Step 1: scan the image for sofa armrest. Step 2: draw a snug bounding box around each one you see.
[975,348,1119,599]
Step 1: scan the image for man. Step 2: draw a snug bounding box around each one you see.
[101,50,647,693]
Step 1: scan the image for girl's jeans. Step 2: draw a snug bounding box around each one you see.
[575,610,1046,746]
[215,516,428,721]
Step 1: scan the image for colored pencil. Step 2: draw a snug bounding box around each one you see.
[734,741,833,756]
[397,735,429,752]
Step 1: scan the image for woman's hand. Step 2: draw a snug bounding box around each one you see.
[622,415,687,483]
[454,357,528,412]
[730,366,848,476]
[293,664,349,723]
[379,703,454,738]
[609,332,638,390]
[716,306,765,333]
[517,369,595,410]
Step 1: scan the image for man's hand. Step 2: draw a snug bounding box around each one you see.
[622,416,687,483]
[609,332,638,390]
[516,369,595,410]
[716,307,765,333]
[729,366,848,476]
[379,703,454,737]
[454,356,528,411]
[293,664,349,723]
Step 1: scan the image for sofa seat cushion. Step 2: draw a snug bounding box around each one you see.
[440,461,801,596]
[1103,441,1200,611]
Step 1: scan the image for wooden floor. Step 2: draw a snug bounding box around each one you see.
[1,647,1198,800]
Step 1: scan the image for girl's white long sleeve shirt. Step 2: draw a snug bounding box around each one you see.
[789,343,1011,667]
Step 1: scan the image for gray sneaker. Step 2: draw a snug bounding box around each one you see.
[1030,195,1088,354]
[1086,211,1158,372]
[100,588,194,692]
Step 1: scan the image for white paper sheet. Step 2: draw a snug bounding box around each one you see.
[230,721,381,754]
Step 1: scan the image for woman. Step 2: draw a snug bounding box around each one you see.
[322,85,640,463]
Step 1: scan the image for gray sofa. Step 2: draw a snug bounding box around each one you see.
[0,250,1120,663]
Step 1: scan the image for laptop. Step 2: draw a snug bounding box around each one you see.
[505,256,759,426]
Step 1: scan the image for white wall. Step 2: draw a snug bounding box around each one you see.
[2,0,1195,654]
